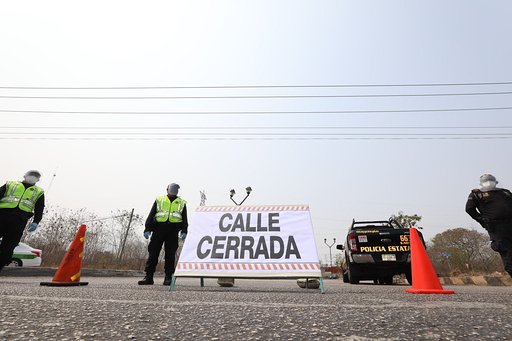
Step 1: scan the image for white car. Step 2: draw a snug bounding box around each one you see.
[10,242,42,267]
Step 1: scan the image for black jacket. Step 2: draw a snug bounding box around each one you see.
[0,182,45,223]
[144,195,188,233]
[465,188,512,224]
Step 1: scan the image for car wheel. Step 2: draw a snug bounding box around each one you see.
[9,259,22,267]
[405,270,413,285]
[347,263,359,284]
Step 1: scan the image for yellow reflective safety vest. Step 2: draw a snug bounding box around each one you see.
[0,181,44,213]
[155,196,186,223]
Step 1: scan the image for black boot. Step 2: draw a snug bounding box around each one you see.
[163,274,173,286]
[138,274,154,285]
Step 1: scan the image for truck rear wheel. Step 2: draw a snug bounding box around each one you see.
[380,275,394,285]
[405,270,413,285]
[342,271,349,283]
[347,263,360,284]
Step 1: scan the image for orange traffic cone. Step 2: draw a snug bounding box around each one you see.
[40,224,89,286]
[406,228,454,294]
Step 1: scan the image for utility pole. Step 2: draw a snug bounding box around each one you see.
[118,208,135,263]
[324,238,336,267]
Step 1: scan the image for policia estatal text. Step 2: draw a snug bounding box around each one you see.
[466,174,512,277]
[139,183,187,286]
[0,171,44,273]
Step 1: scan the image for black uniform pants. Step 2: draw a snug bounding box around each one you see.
[488,222,512,277]
[144,225,180,277]
[0,212,28,270]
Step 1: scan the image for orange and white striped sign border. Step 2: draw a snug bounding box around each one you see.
[176,262,320,271]
[195,205,309,212]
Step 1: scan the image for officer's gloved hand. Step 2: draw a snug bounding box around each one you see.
[27,223,38,232]
[144,231,151,240]
[180,232,187,241]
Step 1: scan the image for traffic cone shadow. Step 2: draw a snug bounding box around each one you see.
[405,228,454,294]
[40,224,89,287]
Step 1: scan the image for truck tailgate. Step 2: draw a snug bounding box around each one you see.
[353,228,410,262]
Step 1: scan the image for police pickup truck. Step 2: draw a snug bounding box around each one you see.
[337,219,421,285]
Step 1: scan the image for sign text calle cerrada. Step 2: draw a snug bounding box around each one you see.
[175,205,322,278]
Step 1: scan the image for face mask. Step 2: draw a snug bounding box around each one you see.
[481,181,496,189]
[24,175,39,185]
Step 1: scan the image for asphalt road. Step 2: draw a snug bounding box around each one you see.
[0,276,511,341]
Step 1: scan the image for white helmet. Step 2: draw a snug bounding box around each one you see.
[479,173,498,191]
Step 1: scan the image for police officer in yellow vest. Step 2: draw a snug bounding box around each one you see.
[139,183,188,285]
[0,170,45,274]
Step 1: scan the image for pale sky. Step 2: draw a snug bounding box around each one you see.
[1,1,511,262]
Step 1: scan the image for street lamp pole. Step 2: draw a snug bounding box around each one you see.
[324,238,336,267]
[218,186,252,288]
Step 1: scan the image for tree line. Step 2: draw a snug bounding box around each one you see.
[22,206,154,271]
[330,212,505,276]
[390,211,504,275]
[21,208,505,275]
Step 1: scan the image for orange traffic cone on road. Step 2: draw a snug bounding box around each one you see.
[40,224,89,287]
[406,228,454,294]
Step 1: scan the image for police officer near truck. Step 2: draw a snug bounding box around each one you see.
[0,170,45,274]
[139,183,188,286]
[466,174,512,277]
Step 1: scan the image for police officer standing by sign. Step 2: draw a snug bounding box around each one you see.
[466,174,512,277]
[0,170,45,274]
[139,183,188,286]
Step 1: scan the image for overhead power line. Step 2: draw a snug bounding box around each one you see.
[2,126,511,130]
[0,136,511,141]
[1,81,512,89]
[0,106,511,115]
[0,131,512,137]
[1,91,512,100]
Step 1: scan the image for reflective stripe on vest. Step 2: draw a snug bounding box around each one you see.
[0,181,44,213]
[155,196,186,223]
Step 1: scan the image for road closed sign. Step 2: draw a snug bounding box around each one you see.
[175,205,322,278]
